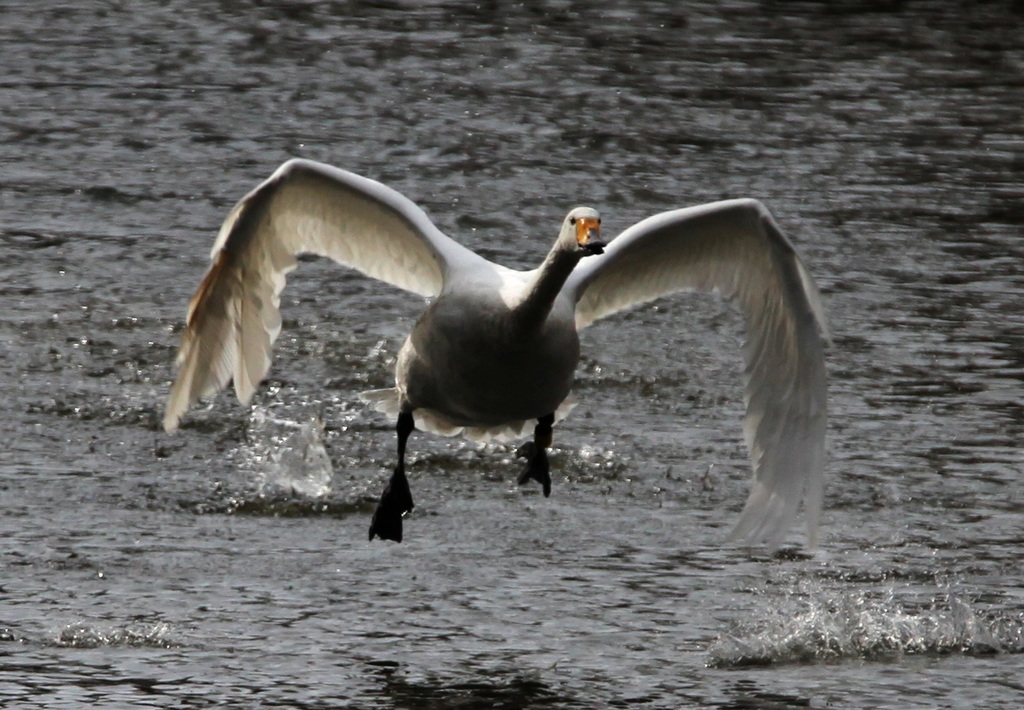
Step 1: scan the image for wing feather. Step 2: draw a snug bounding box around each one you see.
[163,159,482,432]
[567,199,828,548]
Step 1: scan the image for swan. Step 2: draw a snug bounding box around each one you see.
[164,158,828,548]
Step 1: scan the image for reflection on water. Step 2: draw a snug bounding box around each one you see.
[368,663,582,710]
[2,1,1024,708]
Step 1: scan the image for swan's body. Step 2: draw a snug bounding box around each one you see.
[165,158,828,548]
[396,282,580,431]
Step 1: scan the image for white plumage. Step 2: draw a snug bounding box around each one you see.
[165,158,828,548]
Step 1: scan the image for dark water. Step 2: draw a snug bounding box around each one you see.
[3,1,1024,707]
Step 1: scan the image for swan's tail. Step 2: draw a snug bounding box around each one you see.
[359,389,577,444]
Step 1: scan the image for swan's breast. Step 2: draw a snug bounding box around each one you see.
[397,287,580,426]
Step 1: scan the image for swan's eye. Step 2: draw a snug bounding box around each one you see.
[570,217,577,225]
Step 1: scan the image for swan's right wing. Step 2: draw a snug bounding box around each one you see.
[567,199,828,549]
[164,159,483,432]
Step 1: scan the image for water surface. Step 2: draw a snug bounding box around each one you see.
[2,1,1023,707]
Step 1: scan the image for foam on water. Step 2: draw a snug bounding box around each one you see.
[709,589,1024,667]
[51,622,180,650]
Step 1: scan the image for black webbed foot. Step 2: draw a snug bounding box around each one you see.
[516,441,551,497]
[369,463,414,542]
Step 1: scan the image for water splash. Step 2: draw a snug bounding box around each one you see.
[244,405,334,498]
[709,590,1024,667]
[52,622,180,649]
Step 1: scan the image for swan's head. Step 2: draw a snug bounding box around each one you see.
[561,207,605,257]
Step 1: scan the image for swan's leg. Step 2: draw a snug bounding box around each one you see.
[368,411,415,542]
[516,413,554,497]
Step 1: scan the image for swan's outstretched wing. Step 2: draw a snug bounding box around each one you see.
[567,199,828,548]
[164,158,482,432]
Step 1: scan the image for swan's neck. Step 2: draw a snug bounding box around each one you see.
[512,248,580,330]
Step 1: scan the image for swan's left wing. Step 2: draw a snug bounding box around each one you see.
[567,199,828,549]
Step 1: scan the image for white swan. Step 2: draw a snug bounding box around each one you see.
[164,158,828,548]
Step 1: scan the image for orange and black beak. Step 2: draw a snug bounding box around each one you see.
[575,216,605,255]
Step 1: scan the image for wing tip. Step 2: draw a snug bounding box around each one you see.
[165,254,233,433]
[163,364,193,433]
[728,470,823,551]
[162,411,181,433]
